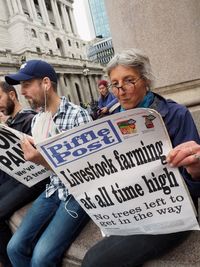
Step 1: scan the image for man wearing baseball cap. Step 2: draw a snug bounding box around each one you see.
[5,60,91,267]
[5,59,57,85]
[5,60,58,111]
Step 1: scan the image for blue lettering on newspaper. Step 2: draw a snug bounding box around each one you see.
[40,120,122,167]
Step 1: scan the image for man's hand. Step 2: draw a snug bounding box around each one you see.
[0,112,9,123]
[100,107,108,114]
[166,141,200,180]
[21,135,52,170]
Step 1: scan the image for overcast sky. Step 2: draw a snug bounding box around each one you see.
[73,0,95,41]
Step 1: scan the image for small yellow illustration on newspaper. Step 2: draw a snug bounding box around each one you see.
[117,119,136,135]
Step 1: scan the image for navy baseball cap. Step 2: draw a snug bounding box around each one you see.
[5,60,57,85]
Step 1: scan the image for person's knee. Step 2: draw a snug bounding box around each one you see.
[81,250,93,267]
[7,235,20,260]
[31,251,61,267]
[81,248,102,267]
[31,245,55,267]
[31,255,49,267]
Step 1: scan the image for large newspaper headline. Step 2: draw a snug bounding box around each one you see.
[37,108,200,235]
[0,125,51,187]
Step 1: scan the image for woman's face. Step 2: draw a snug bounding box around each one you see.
[109,65,148,110]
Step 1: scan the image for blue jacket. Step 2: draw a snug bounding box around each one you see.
[150,93,200,199]
[98,92,119,114]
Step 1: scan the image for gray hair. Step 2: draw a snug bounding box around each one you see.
[107,48,155,88]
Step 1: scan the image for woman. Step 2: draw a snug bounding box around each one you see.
[81,48,200,267]
[97,79,120,118]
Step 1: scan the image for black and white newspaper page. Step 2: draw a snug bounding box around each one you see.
[0,124,51,187]
[36,108,200,235]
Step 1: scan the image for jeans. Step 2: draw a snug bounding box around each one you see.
[81,231,190,267]
[0,176,48,267]
[7,190,89,267]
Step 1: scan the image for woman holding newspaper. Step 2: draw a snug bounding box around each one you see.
[81,49,200,267]
[167,141,200,181]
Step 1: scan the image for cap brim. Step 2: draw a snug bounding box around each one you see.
[5,73,34,85]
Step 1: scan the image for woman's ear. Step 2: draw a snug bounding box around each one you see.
[143,78,151,90]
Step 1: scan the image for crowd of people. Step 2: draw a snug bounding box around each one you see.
[0,49,199,267]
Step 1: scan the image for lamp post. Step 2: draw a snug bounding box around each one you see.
[82,64,94,103]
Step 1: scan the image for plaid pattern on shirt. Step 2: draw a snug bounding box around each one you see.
[33,96,92,201]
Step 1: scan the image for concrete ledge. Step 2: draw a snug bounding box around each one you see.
[9,204,200,267]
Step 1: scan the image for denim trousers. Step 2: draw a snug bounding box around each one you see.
[81,231,190,267]
[7,190,89,267]
[0,176,48,267]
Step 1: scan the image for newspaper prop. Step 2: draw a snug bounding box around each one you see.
[36,108,200,235]
[0,124,51,187]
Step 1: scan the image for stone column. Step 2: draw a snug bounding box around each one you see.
[7,0,14,16]
[79,75,88,103]
[65,6,72,33]
[88,75,96,101]
[12,0,19,14]
[50,0,62,29]
[91,76,99,99]
[38,0,50,24]
[57,74,63,96]
[16,0,24,14]
[66,75,79,104]
[59,74,68,96]
[29,0,38,19]
[60,3,71,32]
[68,7,78,35]
[25,0,34,18]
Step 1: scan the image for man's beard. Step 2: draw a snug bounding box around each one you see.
[5,97,15,115]
[28,98,44,110]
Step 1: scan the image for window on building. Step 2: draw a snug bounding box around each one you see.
[64,76,67,86]
[72,54,74,58]
[49,49,53,55]
[45,33,49,41]
[45,0,52,11]
[76,42,79,48]
[68,39,71,46]
[31,29,37,37]
[37,12,42,20]
[36,47,41,53]
[56,38,65,57]
[24,12,30,18]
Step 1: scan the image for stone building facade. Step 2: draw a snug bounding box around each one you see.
[104,0,200,126]
[0,0,103,106]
